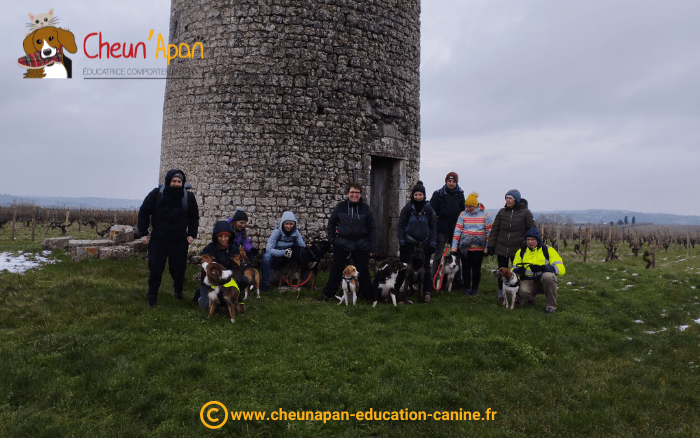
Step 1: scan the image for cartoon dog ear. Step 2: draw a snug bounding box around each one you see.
[23,30,37,55]
[56,28,77,53]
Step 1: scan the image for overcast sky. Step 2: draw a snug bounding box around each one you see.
[2,1,698,215]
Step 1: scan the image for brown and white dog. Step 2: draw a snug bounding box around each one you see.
[201,254,242,323]
[238,246,261,300]
[21,27,77,78]
[337,265,358,306]
[492,267,520,310]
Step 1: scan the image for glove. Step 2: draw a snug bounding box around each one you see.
[529,264,545,273]
[512,266,525,276]
[250,247,259,257]
[486,247,495,257]
[284,248,293,258]
[544,265,556,274]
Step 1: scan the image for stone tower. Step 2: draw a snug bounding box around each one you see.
[159,0,420,256]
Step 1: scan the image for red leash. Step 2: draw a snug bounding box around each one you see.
[432,245,450,290]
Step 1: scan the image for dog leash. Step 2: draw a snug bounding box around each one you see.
[432,244,450,290]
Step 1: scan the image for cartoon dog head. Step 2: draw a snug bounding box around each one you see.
[23,26,77,58]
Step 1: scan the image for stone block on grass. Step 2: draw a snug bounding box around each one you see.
[109,225,135,244]
[100,246,134,260]
[42,236,72,250]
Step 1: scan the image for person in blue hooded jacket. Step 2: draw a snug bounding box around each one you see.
[261,211,306,291]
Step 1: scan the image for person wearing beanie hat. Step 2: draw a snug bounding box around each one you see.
[429,172,466,289]
[397,181,437,303]
[194,220,252,308]
[451,192,493,296]
[319,181,378,302]
[511,226,566,314]
[262,211,306,291]
[137,169,199,308]
[487,189,535,301]
[227,208,257,264]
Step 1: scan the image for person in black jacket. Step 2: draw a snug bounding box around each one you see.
[318,182,377,301]
[137,169,199,307]
[429,172,465,286]
[195,220,250,308]
[397,181,437,303]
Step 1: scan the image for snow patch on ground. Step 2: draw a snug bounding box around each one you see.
[0,250,57,274]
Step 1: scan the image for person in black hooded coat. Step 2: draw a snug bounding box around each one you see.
[137,169,199,307]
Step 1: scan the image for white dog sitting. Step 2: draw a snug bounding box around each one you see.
[337,265,359,306]
[493,267,520,310]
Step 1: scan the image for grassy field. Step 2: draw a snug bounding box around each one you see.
[1,225,699,437]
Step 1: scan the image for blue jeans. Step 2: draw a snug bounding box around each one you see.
[262,245,305,287]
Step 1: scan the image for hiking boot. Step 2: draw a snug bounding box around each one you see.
[463,288,471,296]
[497,290,504,301]
[544,307,556,314]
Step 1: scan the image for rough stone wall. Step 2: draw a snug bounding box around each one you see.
[160,0,420,252]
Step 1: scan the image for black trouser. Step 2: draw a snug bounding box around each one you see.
[322,247,374,300]
[497,254,514,290]
[147,237,189,302]
[459,250,485,291]
[398,243,434,294]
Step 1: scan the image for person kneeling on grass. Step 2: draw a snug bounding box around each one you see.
[261,211,307,291]
[194,220,250,308]
[511,227,565,314]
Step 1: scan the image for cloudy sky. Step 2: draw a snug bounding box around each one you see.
[2,1,698,215]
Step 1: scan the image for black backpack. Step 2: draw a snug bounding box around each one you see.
[156,183,192,210]
[518,243,550,261]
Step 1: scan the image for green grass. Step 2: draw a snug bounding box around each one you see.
[1,228,699,437]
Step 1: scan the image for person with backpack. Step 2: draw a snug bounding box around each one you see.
[486,189,535,301]
[451,192,493,296]
[512,227,565,314]
[137,169,199,308]
[429,172,465,288]
[397,181,437,303]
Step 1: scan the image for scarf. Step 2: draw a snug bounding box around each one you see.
[18,45,64,68]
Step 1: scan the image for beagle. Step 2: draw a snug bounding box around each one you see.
[337,265,359,306]
[20,27,77,79]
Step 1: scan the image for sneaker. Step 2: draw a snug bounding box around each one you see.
[463,288,471,296]
[423,294,432,304]
[544,308,556,314]
[497,290,503,301]
[471,289,478,296]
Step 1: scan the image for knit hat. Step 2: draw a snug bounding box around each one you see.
[445,172,458,183]
[505,189,521,204]
[229,209,248,223]
[164,169,186,185]
[524,226,542,247]
[411,181,426,197]
[465,192,479,207]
